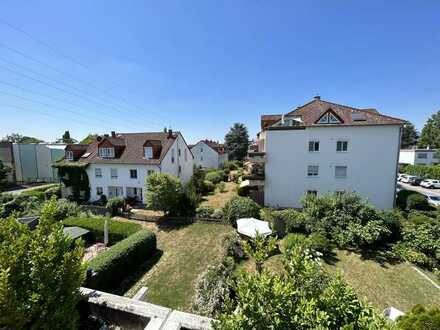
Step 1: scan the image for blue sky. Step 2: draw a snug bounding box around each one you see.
[0,1,439,144]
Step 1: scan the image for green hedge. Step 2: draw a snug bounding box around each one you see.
[87,229,156,291]
[401,164,440,180]
[63,216,141,245]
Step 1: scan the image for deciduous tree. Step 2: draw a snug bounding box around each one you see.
[1,133,42,143]
[418,111,440,149]
[224,123,249,161]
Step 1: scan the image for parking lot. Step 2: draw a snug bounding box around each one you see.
[398,182,440,197]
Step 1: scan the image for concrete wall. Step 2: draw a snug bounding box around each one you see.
[264,125,401,209]
[160,133,194,183]
[191,141,220,169]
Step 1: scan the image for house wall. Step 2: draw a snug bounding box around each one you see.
[191,141,220,169]
[160,133,194,183]
[264,125,401,210]
[399,150,416,165]
[399,149,439,166]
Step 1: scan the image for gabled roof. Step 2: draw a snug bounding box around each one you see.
[78,132,179,165]
[262,97,406,130]
[191,139,226,154]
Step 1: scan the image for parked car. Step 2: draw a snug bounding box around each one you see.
[420,179,440,189]
[401,175,418,184]
[398,173,407,182]
[411,177,422,186]
[426,194,440,207]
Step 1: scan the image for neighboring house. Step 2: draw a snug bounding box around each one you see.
[10,143,66,183]
[248,96,405,209]
[64,130,194,203]
[399,148,439,166]
[190,140,228,169]
[0,142,15,183]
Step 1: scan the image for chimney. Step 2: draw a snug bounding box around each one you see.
[111,131,116,138]
[314,95,321,100]
[167,129,173,138]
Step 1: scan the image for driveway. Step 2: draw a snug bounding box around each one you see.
[398,182,440,197]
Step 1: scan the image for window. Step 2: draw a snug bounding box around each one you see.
[307,165,319,177]
[65,150,73,160]
[178,149,181,157]
[144,147,153,159]
[335,166,347,178]
[98,147,115,158]
[130,169,137,179]
[201,156,203,161]
[171,149,175,164]
[96,187,103,195]
[184,148,188,161]
[201,147,203,152]
[147,169,155,176]
[110,168,118,179]
[95,168,102,178]
[108,186,123,197]
[308,141,319,152]
[178,165,182,174]
[336,141,348,152]
[317,111,341,124]
[307,190,317,196]
[417,153,428,159]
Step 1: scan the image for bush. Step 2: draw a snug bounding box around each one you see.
[189,167,206,195]
[308,232,332,256]
[203,180,216,194]
[396,190,419,210]
[21,189,45,200]
[0,195,41,218]
[407,193,430,211]
[264,209,287,238]
[63,216,141,245]
[223,196,261,226]
[222,232,244,260]
[87,229,156,291]
[268,209,307,234]
[223,160,241,171]
[44,186,61,199]
[54,198,80,221]
[212,208,224,219]
[205,170,225,184]
[175,183,199,216]
[217,181,226,193]
[396,304,440,330]
[283,233,307,251]
[196,205,215,218]
[145,173,183,215]
[106,196,125,216]
[401,164,440,180]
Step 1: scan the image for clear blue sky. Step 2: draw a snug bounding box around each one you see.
[0,1,439,144]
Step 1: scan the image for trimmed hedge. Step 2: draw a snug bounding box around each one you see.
[396,190,428,210]
[87,229,156,291]
[63,216,141,245]
[401,164,440,180]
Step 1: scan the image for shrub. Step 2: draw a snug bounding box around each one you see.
[222,232,244,260]
[54,198,80,221]
[212,208,224,219]
[396,304,440,330]
[223,160,241,171]
[236,184,250,197]
[308,232,332,256]
[106,196,125,216]
[63,216,141,245]
[270,209,307,234]
[21,189,45,200]
[189,167,206,195]
[396,190,419,210]
[44,186,61,199]
[266,209,287,238]
[87,229,156,291]
[205,170,225,184]
[223,196,261,226]
[283,233,307,251]
[196,205,215,218]
[401,164,440,180]
[145,173,183,215]
[0,195,41,218]
[407,193,430,211]
[217,181,226,193]
[203,180,216,194]
[175,183,199,216]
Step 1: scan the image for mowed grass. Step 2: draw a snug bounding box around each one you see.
[200,181,237,209]
[124,220,234,311]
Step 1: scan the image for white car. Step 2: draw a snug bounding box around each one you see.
[400,175,418,184]
[426,194,440,207]
[398,174,407,182]
[420,179,440,189]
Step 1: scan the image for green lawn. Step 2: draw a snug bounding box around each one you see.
[124,220,233,311]
[235,247,440,313]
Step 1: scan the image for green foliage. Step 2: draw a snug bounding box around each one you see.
[205,170,226,184]
[176,182,199,216]
[396,304,440,330]
[57,130,77,144]
[222,232,244,260]
[406,193,430,211]
[244,233,277,273]
[283,233,307,251]
[0,160,11,186]
[189,166,206,195]
[223,196,261,226]
[401,164,440,180]
[87,229,156,291]
[203,180,216,193]
[224,123,250,161]
[1,133,42,143]
[79,133,98,144]
[63,216,141,245]
[217,181,226,193]
[401,122,419,149]
[0,197,85,329]
[145,172,182,214]
[236,184,250,197]
[53,198,80,221]
[196,205,215,218]
[0,194,41,218]
[418,110,440,149]
[54,162,90,202]
[223,160,241,171]
[106,196,125,216]
[284,232,333,256]
[396,189,420,209]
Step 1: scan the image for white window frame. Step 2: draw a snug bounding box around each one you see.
[65,150,73,160]
[335,166,347,179]
[307,165,319,177]
[95,168,102,178]
[110,168,118,179]
[98,147,115,158]
[308,140,320,152]
[144,147,153,159]
[336,140,348,152]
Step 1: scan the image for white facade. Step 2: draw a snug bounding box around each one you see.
[399,149,439,166]
[191,141,227,169]
[264,125,401,209]
[86,133,194,203]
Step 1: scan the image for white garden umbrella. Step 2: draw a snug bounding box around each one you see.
[236,218,272,238]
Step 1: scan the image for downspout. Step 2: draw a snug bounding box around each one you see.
[393,126,403,208]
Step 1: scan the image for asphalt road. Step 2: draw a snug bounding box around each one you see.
[398,182,440,197]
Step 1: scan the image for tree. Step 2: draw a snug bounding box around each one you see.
[1,133,42,143]
[145,173,183,214]
[401,122,418,149]
[79,133,98,144]
[0,160,11,186]
[396,304,440,330]
[224,123,249,161]
[243,233,277,273]
[418,111,440,149]
[0,197,85,329]
[57,130,77,144]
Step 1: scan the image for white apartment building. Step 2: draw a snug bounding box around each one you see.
[399,148,439,166]
[251,97,405,209]
[64,130,194,203]
[190,140,228,169]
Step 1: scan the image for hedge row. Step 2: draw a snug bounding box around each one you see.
[87,229,156,291]
[63,216,141,245]
[401,164,440,180]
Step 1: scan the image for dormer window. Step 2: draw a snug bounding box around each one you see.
[98,147,114,158]
[317,110,342,124]
[65,150,73,161]
[144,147,153,159]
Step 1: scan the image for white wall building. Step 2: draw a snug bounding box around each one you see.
[191,140,228,169]
[252,97,405,210]
[399,148,439,166]
[65,130,193,203]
